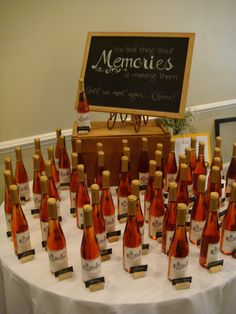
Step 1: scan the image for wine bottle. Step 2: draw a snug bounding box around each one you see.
[70,152,78,212]
[123,195,142,272]
[205,166,221,211]
[155,150,162,172]
[95,150,105,189]
[220,182,236,255]
[47,146,61,198]
[55,128,61,168]
[4,170,13,235]
[199,192,220,268]
[76,164,90,229]
[189,175,207,245]
[175,154,186,184]
[131,179,144,243]
[164,138,177,191]
[58,135,71,189]
[207,157,221,192]
[10,185,32,255]
[34,138,45,173]
[94,142,103,182]
[190,137,197,172]
[15,146,30,202]
[39,176,50,246]
[91,184,107,250]
[176,164,189,206]
[123,146,133,184]
[168,203,189,281]
[81,204,101,281]
[138,137,149,190]
[47,198,68,274]
[193,142,207,195]
[185,147,193,196]
[162,182,177,255]
[32,154,42,210]
[149,171,165,240]
[77,79,91,132]
[144,160,157,222]
[117,156,131,219]
[100,170,115,233]
[4,157,16,184]
[226,143,236,197]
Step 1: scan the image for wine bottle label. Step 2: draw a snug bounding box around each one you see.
[123,246,142,270]
[149,215,164,238]
[77,207,84,228]
[221,230,236,253]
[56,181,62,198]
[70,191,76,209]
[5,213,12,233]
[169,256,188,280]
[17,182,30,201]
[188,184,193,196]
[226,178,235,195]
[48,247,68,274]
[104,214,116,233]
[59,168,70,184]
[144,201,151,222]
[33,193,41,209]
[81,256,101,282]
[78,112,91,128]
[189,220,205,242]
[165,173,177,191]
[206,242,219,265]
[118,196,128,215]
[16,230,31,254]
[139,172,149,188]
[96,232,107,251]
[40,221,49,242]
[166,230,175,253]
[139,225,144,243]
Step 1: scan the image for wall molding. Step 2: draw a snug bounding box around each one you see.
[1,99,235,154]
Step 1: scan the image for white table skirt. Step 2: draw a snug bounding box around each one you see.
[0,185,235,314]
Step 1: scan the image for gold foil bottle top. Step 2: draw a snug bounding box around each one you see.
[33,154,40,171]
[4,170,12,188]
[121,155,128,172]
[97,151,104,167]
[128,194,137,216]
[170,138,176,152]
[216,136,221,148]
[79,78,85,92]
[198,142,205,156]
[185,147,191,163]
[198,175,206,193]
[77,164,85,182]
[9,185,20,204]
[168,182,177,201]
[48,198,58,219]
[176,203,187,225]
[157,143,163,153]
[179,154,186,166]
[209,192,219,212]
[149,160,157,176]
[71,152,78,170]
[102,170,110,188]
[131,179,140,199]
[40,176,49,195]
[47,146,54,161]
[231,182,236,202]
[91,184,100,204]
[83,204,93,227]
[214,147,221,158]
[34,138,41,151]
[4,157,13,171]
[232,143,236,157]
[15,146,22,161]
[212,157,221,168]
[96,142,103,152]
[211,166,220,183]
[154,171,163,189]
[180,163,188,181]
[56,128,61,139]
[59,135,65,149]
[141,137,148,151]
[75,139,82,154]
[122,139,128,148]
[123,146,130,161]
[45,160,52,177]
[155,150,162,167]
[191,137,196,149]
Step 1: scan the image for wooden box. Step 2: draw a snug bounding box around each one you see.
[72,120,171,186]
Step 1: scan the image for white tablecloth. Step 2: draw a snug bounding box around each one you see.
[0,185,236,314]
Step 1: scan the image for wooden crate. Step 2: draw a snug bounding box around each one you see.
[72,120,171,186]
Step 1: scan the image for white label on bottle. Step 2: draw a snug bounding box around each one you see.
[123,246,142,270]
[70,191,76,209]
[165,173,177,191]
[59,168,70,184]
[190,220,205,242]
[139,172,149,187]
[56,181,62,198]
[56,200,61,219]
[104,214,116,233]
[77,207,84,228]
[222,230,236,252]
[139,225,144,243]
[96,232,107,251]
[48,247,68,274]
[5,213,11,232]
[226,178,235,194]
[81,256,101,281]
[17,182,30,201]
[206,242,219,264]
[144,201,151,222]
[40,221,49,242]
[33,193,41,209]
[55,158,59,170]
[118,196,128,215]
[78,112,91,128]
[149,215,164,238]
[166,230,175,253]
[169,256,188,280]
[188,184,193,196]
[16,230,31,254]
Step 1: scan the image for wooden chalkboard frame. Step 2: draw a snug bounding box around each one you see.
[76,32,195,119]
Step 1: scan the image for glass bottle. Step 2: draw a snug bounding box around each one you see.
[207,157,221,191]
[162,182,177,255]
[117,156,131,219]
[155,150,162,172]
[138,137,149,190]
[91,184,107,251]
[118,139,128,179]
[220,182,236,255]
[100,170,115,233]
[123,195,142,272]
[47,198,68,274]
[205,166,221,211]
[149,171,165,240]
[95,150,105,189]
[123,146,133,184]
[131,179,144,243]
[76,164,90,229]
[176,154,186,184]
[168,203,189,281]
[193,142,207,195]
[176,164,189,206]
[190,137,197,172]
[185,147,193,196]
[199,192,220,268]
[165,138,177,192]
[77,79,91,132]
[58,135,71,189]
[81,204,101,281]
[47,146,61,198]
[4,170,13,235]
[144,160,157,222]
[32,154,42,210]
[15,146,30,202]
[70,152,78,212]
[10,185,32,255]
[226,143,236,197]
[55,128,61,168]
[34,138,45,173]
[189,175,207,245]
[4,157,16,184]
[39,176,50,247]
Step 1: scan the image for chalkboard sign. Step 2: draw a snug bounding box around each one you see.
[77,32,195,119]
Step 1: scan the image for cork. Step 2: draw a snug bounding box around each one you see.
[96,142,103,152]
[56,128,61,139]
[59,135,65,149]
[155,150,162,167]
[154,171,163,189]
[77,164,85,182]
[128,195,137,216]
[176,203,187,225]
[71,152,78,170]
[34,138,41,151]
[179,163,188,181]
[215,136,221,148]
[211,166,220,184]
[121,156,128,172]
[157,143,163,153]
[123,147,130,161]
[122,139,128,148]
[179,154,186,165]
[149,160,157,176]
[91,184,100,204]
[48,198,58,219]
[15,146,22,161]
[131,180,140,199]
[97,151,104,167]
[197,175,206,193]
[9,185,20,204]
[4,157,12,171]
[45,160,52,177]
[212,157,221,168]
[231,182,236,202]
[102,170,110,188]
[185,147,191,163]
[83,204,93,227]
[169,182,177,201]
[198,142,205,156]
[191,137,196,149]
[47,146,54,161]
[141,137,148,151]
[40,176,49,195]
[4,170,12,188]
[33,154,40,171]
[76,139,82,154]
[209,192,219,212]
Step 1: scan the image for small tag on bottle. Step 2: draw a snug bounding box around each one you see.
[20,196,26,205]
[31,209,40,218]
[101,248,112,261]
[219,209,227,218]
[130,264,148,279]
[117,213,127,223]
[70,207,76,216]
[17,249,35,263]
[60,183,70,190]
[58,216,62,222]
[189,195,196,203]
[172,276,192,290]
[41,240,47,248]
[85,277,105,291]
[207,259,224,273]
[142,243,149,255]
[77,126,90,134]
[6,231,12,237]
[163,192,168,199]
[54,266,73,280]
[156,231,162,238]
[106,230,121,242]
